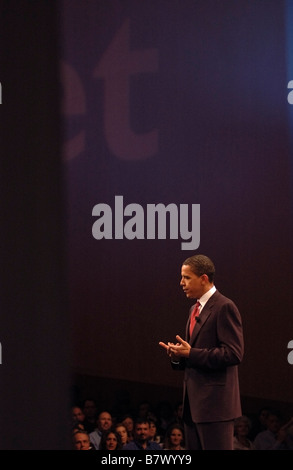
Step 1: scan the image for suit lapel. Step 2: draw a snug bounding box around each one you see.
[189,291,218,343]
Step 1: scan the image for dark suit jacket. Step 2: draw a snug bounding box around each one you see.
[173,290,244,423]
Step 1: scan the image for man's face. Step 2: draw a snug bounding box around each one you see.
[180,264,205,299]
[97,412,112,431]
[72,407,85,423]
[73,433,91,450]
[135,423,150,443]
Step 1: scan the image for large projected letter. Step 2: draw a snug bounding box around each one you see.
[94,19,159,161]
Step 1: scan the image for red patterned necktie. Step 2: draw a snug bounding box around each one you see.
[189,301,201,337]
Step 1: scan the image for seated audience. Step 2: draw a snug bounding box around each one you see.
[254,411,293,450]
[248,406,271,440]
[71,405,86,429]
[122,418,161,450]
[162,423,185,450]
[121,414,135,442]
[115,422,129,446]
[72,429,95,450]
[69,393,293,452]
[99,429,123,450]
[89,410,113,450]
[82,398,98,433]
[148,417,161,445]
[233,415,255,450]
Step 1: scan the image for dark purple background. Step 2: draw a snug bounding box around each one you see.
[61,0,293,404]
[1,0,293,450]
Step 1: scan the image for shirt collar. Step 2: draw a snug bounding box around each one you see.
[198,285,216,308]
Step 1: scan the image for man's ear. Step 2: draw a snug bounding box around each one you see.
[201,273,209,283]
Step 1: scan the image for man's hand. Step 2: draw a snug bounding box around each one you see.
[159,335,191,359]
[159,340,180,362]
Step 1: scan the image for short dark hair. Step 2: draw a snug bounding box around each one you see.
[135,417,150,427]
[72,429,90,440]
[182,254,215,283]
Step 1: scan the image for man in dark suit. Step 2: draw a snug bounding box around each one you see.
[159,254,244,450]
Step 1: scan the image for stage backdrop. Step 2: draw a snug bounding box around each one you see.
[61,0,293,407]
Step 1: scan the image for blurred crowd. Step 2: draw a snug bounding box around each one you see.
[70,396,293,450]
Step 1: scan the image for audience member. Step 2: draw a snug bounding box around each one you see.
[72,429,95,450]
[115,423,129,446]
[233,415,255,450]
[122,418,161,450]
[82,398,98,433]
[254,411,293,450]
[162,424,185,450]
[248,406,271,440]
[99,429,123,450]
[71,405,86,428]
[89,410,113,450]
[121,414,135,442]
[148,417,161,445]
[137,401,153,420]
